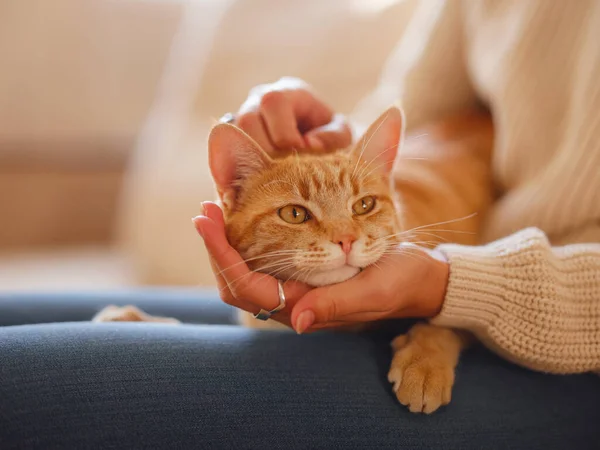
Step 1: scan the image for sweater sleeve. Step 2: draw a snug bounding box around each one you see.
[431,227,600,375]
[351,0,478,135]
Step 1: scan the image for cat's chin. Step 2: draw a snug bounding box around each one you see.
[300,265,361,287]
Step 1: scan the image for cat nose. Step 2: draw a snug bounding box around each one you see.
[335,235,357,254]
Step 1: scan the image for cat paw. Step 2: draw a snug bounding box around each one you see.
[387,332,455,414]
[92,305,180,324]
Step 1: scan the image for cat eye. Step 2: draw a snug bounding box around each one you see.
[352,196,376,215]
[278,205,310,224]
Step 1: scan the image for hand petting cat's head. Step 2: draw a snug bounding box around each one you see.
[208,106,404,287]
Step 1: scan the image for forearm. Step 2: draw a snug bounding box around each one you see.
[432,228,600,374]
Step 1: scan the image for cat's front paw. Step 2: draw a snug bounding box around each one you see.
[92,305,180,324]
[387,325,463,414]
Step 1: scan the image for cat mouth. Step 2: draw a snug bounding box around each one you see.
[301,264,362,287]
[342,263,364,272]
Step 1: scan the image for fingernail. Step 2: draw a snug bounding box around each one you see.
[199,202,206,216]
[306,135,324,150]
[295,310,315,335]
[191,217,204,239]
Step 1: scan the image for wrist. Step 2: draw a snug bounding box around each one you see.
[386,245,450,320]
[407,249,449,318]
[421,253,449,317]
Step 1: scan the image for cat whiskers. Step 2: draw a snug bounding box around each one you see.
[369,258,385,273]
[284,266,310,284]
[405,231,451,243]
[372,214,479,264]
[217,256,299,295]
[378,232,450,250]
[265,262,302,279]
[358,156,394,182]
[375,213,478,247]
[409,213,477,232]
[216,249,300,276]
[405,132,429,142]
[302,265,321,282]
[241,249,323,288]
[247,264,299,292]
[373,214,480,267]
[381,246,431,263]
[263,264,315,286]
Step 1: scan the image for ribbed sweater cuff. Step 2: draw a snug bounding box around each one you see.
[429,227,600,374]
[430,228,549,334]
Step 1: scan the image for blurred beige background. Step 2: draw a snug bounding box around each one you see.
[0,0,416,291]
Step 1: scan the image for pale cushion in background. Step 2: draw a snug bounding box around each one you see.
[0,0,183,250]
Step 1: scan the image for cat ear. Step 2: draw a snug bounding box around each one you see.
[352,106,404,175]
[208,123,273,207]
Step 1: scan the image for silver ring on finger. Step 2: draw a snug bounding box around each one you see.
[254,280,286,321]
[219,112,236,124]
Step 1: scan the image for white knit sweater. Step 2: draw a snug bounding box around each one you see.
[354,0,600,374]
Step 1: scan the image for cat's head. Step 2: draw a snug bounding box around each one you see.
[208,106,404,287]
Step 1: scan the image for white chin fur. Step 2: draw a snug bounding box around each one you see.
[301,265,361,287]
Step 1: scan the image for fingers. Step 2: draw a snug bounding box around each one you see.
[199,203,275,305]
[259,91,306,149]
[261,77,333,133]
[304,113,353,150]
[236,111,274,152]
[192,213,254,311]
[291,88,334,132]
[192,203,312,320]
[208,255,235,305]
[201,203,235,305]
[193,214,246,282]
[193,212,275,309]
[234,77,347,152]
[290,270,392,333]
[202,201,225,228]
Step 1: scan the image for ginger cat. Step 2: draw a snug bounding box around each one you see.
[94,106,494,414]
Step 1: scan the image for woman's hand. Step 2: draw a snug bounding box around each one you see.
[290,246,450,334]
[192,202,313,328]
[193,203,450,333]
[230,77,352,152]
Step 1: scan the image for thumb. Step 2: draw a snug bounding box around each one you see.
[304,114,352,151]
[290,272,381,333]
